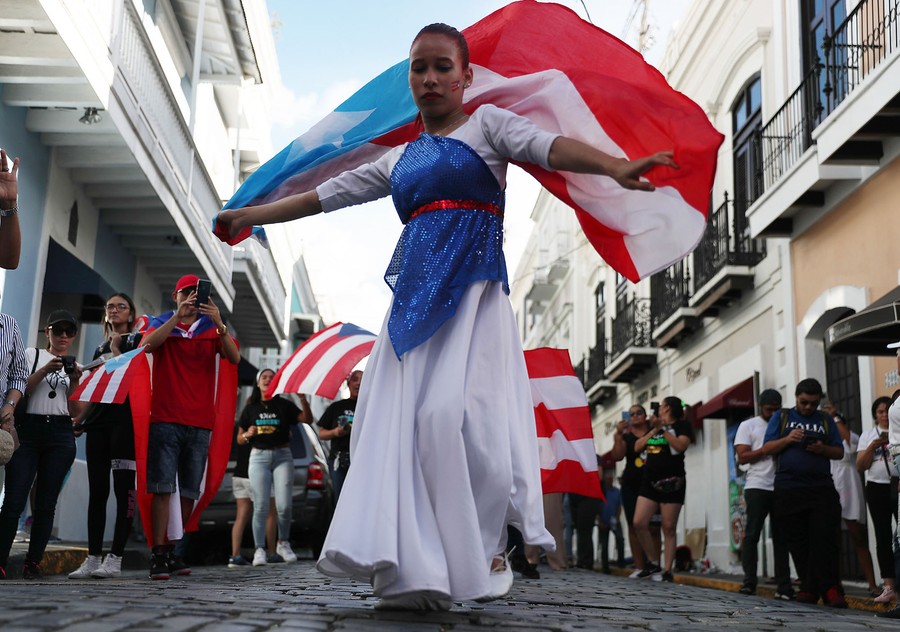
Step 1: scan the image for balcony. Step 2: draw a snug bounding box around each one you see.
[747,0,900,237]
[650,260,700,348]
[690,194,766,317]
[606,298,657,383]
[230,243,287,348]
[581,336,617,405]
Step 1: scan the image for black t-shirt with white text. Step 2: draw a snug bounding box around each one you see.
[642,418,692,481]
[239,396,302,450]
[319,398,357,454]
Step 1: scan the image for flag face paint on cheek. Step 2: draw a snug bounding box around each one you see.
[451,80,460,90]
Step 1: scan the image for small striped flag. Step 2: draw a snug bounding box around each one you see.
[267,322,376,400]
[70,347,149,404]
[524,347,602,498]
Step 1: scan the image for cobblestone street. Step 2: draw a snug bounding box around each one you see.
[0,560,896,631]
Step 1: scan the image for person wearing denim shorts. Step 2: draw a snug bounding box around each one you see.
[141,274,240,580]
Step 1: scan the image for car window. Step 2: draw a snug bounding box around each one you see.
[290,425,308,459]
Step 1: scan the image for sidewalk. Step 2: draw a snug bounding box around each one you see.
[606,565,890,614]
[8,540,896,615]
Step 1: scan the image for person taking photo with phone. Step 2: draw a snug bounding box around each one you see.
[631,396,692,582]
[0,310,83,579]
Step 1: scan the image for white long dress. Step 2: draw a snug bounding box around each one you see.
[315,106,558,601]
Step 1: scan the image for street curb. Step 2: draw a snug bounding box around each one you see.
[5,543,149,580]
[607,566,891,614]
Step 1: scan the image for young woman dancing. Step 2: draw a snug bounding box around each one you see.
[217,23,677,610]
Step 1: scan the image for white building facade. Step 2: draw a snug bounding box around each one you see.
[512,0,899,575]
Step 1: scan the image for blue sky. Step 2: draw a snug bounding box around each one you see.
[263,0,691,333]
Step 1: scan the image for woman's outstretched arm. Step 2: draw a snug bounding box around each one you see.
[547,137,678,192]
[217,190,323,240]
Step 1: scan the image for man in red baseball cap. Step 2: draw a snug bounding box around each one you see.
[140,274,240,580]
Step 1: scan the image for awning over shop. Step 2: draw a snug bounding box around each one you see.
[695,377,755,425]
[825,301,900,357]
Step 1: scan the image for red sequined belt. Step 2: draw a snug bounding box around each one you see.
[409,199,503,222]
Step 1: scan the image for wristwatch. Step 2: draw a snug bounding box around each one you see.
[0,205,17,217]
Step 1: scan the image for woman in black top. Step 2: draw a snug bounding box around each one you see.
[69,293,143,579]
[631,396,692,581]
[237,369,310,566]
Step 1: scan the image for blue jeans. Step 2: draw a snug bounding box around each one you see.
[248,447,293,547]
[0,417,76,566]
[147,422,210,499]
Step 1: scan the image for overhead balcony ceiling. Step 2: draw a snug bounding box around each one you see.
[0,0,283,347]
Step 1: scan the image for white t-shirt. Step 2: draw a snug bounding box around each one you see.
[733,415,775,491]
[859,425,898,483]
[890,398,900,448]
[24,348,73,416]
[316,104,559,212]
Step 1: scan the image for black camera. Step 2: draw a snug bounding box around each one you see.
[60,355,77,374]
[650,401,660,417]
[801,429,828,448]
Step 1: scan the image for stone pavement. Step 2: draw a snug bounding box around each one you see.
[1,554,898,631]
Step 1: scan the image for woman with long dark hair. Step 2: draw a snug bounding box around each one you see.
[69,293,143,579]
[632,396,692,582]
[858,396,898,603]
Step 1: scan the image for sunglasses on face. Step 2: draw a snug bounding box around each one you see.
[50,325,77,337]
[629,411,645,417]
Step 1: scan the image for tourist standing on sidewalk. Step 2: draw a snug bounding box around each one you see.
[825,398,879,597]
[215,22,678,611]
[734,389,793,599]
[763,378,845,608]
[610,404,661,578]
[69,293,143,580]
[877,340,900,619]
[317,370,361,500]
[858,396,898,604]
[140,274,240,580]
[632,397,692,582]
[237,368,310,567]
[0,310,82,579]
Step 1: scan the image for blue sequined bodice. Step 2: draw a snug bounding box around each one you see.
[385,134,507,357]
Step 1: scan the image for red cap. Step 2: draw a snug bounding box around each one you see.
[175,274,200,293]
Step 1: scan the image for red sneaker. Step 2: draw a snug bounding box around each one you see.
[824,586,848,608]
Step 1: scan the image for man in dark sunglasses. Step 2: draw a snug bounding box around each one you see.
[763,378,844,608]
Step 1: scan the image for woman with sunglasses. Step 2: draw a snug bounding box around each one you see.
[632,396,693,582]
[0,309,82,579]
[69,293,143,579]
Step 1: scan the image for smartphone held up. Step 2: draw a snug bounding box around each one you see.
[195,279,212,308]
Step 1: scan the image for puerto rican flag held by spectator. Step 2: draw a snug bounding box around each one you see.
[525,347,602,499]
[70,347,149,405]
[220,0,722,282]
[134,313,238,545]
[267,322,376,400]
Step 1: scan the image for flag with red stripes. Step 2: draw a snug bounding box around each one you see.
[267,322,376,400]
[524,347,602,498]
[71,347,148,404]
[219,0,722,282]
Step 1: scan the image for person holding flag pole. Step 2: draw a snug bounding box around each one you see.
[215,4,720,610]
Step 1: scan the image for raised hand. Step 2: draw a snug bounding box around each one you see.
[612,151,679,192]
[0,149,19,205]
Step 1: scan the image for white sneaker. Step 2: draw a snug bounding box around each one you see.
[13,530,29,543]
[252,547,267,566]
[628,569,643,579]
[276,540,297,563]
[91,553,122,578]
[68,555,102,579]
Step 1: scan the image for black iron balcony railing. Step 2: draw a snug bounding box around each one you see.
[574,356,587,388]
[650,260,691,330]
[611,298,652,358]
[825,0,899,116]
[756,0,898,193]
[692,193,767,292]
[586,337,608,388]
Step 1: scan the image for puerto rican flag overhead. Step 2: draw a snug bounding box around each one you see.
[70,347,148,404]
[221,0,722,282]
[267,322,376,400]
[525,347,602,498]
